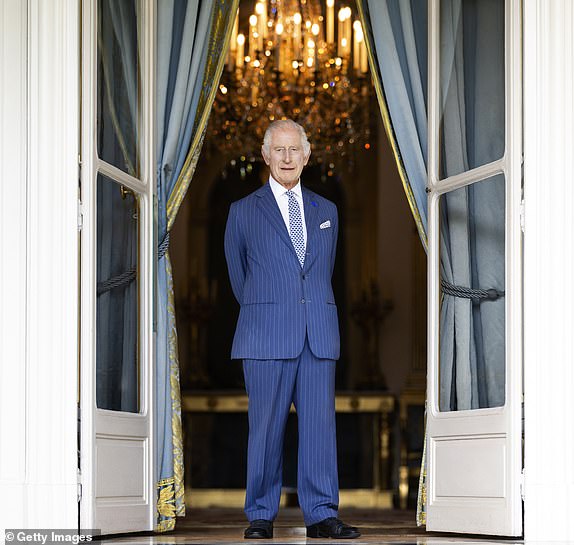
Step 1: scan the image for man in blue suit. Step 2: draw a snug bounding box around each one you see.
[225,119,360,539]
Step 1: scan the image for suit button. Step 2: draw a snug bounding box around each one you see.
[301,298,306,304]
[302,274,306,280]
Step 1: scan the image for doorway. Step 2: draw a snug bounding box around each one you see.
[169,70,427,513]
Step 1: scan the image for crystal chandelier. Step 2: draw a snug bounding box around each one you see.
[207,0,372,167]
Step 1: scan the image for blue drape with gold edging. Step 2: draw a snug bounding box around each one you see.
[357,0,428,249]
[155,0,239,532]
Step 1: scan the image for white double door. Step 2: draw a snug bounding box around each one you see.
[78,0,524,537]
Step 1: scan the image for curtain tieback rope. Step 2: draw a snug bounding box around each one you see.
[97,231,170,295]
[441,279,504,301]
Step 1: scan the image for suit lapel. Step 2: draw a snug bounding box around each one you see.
[302,187,319,271]
[256,183,299,260]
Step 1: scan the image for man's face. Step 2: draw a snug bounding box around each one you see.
[261,127,311,189]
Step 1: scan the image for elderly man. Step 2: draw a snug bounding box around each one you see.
[224,119,360,539]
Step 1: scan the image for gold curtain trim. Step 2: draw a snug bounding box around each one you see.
[356,0,428,252]
[166,252,185,517]
[166,0,240,230]
[155,252,185,533]
[416,432,427,526]
[156,477,177,532]
[156,519,176,533]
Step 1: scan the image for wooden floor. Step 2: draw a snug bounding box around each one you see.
[100,508,524,544]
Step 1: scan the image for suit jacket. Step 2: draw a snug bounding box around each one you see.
[224,182,340,360]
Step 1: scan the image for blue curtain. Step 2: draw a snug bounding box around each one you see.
[97,0,140,177]
[96,175,139,413]
[439,177,505,411]
[155,0,239,532]
[95,0,237,530]
[96,0,140,413]
[357,0,428,247]
[438,0,506,411]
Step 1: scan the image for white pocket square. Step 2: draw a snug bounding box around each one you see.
[320,220,331,229]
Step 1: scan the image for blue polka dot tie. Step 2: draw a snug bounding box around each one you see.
[287,190,305,267]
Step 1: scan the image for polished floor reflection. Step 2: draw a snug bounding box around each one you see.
[100,508,524,544]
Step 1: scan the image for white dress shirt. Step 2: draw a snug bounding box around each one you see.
[268,175,308,249]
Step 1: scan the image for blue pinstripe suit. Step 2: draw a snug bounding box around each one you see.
[224,181,340,525]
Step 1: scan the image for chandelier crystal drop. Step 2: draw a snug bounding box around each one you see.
[207,0,372,167]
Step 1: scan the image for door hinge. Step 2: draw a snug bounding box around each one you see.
[77,469,82,502]
[520,199,525,233]
[520,468,525,501]
[77,199,84,231]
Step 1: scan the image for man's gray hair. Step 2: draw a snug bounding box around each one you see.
[262,119,311,155]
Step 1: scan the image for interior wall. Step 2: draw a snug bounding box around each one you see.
[0,0,28,523]
[0,0,79,527]
[375,116,422,396]
[339,128,379,390]
[171,155,230,390]
[523,0,574,540]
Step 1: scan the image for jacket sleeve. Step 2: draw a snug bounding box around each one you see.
[224,202,247,303]
[330,204,339,277]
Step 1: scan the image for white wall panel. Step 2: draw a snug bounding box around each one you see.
[24,0,80,526]
[523,0,574,541]
[0,0,29,527]
[0,0,80,529]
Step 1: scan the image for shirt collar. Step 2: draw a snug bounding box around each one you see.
[269,175,302,199]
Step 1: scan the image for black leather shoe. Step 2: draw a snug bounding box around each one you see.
[307,517,361,539]
[244,519,273,539]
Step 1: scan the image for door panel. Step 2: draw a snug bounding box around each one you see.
[80,0,155,534]
[433,435,506,497]
[426,0,522,536]
[95,437,146,498]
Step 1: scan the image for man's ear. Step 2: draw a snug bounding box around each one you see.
[261,146,270,165]
[303,149,311,166]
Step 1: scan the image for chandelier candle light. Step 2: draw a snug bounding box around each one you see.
[209,0,372,167]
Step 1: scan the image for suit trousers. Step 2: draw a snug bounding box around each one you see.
[242,337,339,526]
